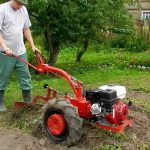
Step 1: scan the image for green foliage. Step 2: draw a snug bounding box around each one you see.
[109,35,128,48]
[138,143,150,150]
[27,0,134,64]
[110,28,133,35]
[56,46,150,73]
[126,35,149,52]
[25,36,47,65]
[105,131,130,141]
[131,98,150,113]
[95,144,122,150]
[0,0,7,4]
[1,0,136,64]
[105,33,149,52]
[130,59,150,68]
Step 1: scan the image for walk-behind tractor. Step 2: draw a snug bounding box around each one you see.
[1,51,133,146]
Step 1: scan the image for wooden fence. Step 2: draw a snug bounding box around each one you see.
[137,19,150,43]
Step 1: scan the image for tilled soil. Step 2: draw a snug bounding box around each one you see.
[0,91,149,150]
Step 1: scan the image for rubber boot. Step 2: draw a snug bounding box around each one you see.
[22,90,32,103]
[0,90,7,112]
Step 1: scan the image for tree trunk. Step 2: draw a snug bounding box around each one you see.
[44,27,60,66]
[48,42,60,66]
[76,37,89,62]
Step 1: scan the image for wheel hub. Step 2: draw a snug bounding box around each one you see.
[47,114,66,136]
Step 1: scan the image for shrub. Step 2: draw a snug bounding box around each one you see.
[105,33,149,53]
[110,35,128,48]
[126,35,149,52]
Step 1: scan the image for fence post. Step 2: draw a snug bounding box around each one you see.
[148,20,150,43]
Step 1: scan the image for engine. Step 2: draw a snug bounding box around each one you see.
[85,84,128,125]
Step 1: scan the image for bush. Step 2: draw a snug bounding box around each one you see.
[110,35,128,48]
[105,33,149,53]
[126,35,149,52]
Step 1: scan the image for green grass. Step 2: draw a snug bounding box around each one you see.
[131,98,150,113]
[5,47,150,107]
[0,46,150,149]
[93,144,122,150]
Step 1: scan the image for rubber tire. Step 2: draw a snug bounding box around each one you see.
[43,98,83,146]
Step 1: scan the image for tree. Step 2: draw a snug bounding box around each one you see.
[71,0,135,62]
[0,0,6,3]
[28,0,78,65]
[28,0,137,65]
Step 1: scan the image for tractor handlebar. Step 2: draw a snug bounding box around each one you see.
[0,50,84,98]
[0,51,6,54]
[0,50,44,65]
[0,50,41,70]
[0,50,15,56]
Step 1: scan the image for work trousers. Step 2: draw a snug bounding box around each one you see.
[0,53,32,90]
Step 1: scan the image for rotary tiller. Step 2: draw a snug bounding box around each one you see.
[2,51,133,145]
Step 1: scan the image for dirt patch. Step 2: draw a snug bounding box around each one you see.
[0,91,150,150]
[127,91,150,101]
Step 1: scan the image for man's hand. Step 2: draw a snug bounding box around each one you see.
[0,35,13,55]
[32,46,41,54]
[23,28,41,54]
[3,47,13,55]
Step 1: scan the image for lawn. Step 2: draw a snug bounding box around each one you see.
[1,47,150,150]
[5,48,150,107]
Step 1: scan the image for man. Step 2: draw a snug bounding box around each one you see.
[0,0,40,111]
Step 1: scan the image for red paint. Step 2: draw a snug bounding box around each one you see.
[96,119,133,133]
[65,96,93,119]
[106,101,128,125]
[47,114,66,135]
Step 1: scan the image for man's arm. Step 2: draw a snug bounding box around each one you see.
[0,34,13,55]
[23,28,40,53]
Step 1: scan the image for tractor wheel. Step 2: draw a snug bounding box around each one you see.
[42,98,83,146]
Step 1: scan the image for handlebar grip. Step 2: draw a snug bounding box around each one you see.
[0,51,15,57]
[0,51,6,54]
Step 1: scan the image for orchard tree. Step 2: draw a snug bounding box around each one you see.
[28,0,138,65]
[28,0,79,65]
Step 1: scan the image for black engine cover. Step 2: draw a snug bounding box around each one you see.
[85,89,117,109]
